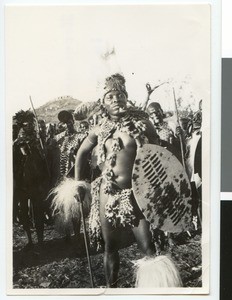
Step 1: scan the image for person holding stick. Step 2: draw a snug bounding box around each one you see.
[13,110,50,248]
[147,102,184,163]
[74,74,183,288]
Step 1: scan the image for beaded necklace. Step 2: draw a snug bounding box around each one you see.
[97,108,149,166]
[60,131,87,177]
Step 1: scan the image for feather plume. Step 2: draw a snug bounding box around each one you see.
[13,110,35,127]
[74,101,101,121]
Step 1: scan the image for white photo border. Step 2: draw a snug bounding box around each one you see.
[1,0,221,299]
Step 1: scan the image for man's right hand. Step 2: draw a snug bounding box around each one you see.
[75,184,86,203]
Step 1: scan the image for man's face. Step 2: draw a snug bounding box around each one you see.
[65,119,74,133]
[147,106,163,125]
[103,90,127,117]
[88,118,94,126]
[80,122,88,132]
[22,122,34,134]
[39,121,46,135]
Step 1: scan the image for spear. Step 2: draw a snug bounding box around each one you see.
[29,95,50,177]
[76,187,94,288]
[172,88,186,170]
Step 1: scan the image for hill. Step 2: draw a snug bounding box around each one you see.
[35,96,81,124]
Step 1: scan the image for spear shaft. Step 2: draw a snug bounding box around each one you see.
[29,95,50,177]
[76,187,94,288]
[172,88,186,170]
[80,197,94,288]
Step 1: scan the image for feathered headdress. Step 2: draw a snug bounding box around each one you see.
[13,110,35,128]
[74,101,101,121]
[103,73,128,101]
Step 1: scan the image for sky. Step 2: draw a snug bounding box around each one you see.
[5,5,210,116]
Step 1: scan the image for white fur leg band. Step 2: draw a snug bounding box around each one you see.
[49,178,91,224]
[134,255,182,288]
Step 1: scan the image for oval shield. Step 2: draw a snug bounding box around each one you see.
[132,144,192,232]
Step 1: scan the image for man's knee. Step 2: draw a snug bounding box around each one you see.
[104,240,118,254]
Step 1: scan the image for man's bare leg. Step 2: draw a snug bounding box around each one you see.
[19,193,33,248]
[99,188,122,288]
[103,249,120,288]
[100,214,121,288]
[72,217,81,238]
[33,197,44,246]
[132,218,155,256]
[65,226,71,242]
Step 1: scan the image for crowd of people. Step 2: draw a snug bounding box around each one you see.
[12,73,202,288]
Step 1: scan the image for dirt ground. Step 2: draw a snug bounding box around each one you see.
[12,223,202,289]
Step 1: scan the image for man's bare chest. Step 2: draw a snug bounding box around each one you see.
[104,131,136,152]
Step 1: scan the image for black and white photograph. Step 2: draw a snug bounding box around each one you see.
[5,4,210,295]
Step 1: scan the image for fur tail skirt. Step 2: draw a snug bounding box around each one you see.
[134,255,182,288]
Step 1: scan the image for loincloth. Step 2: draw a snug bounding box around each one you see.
[89,176,143,250]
